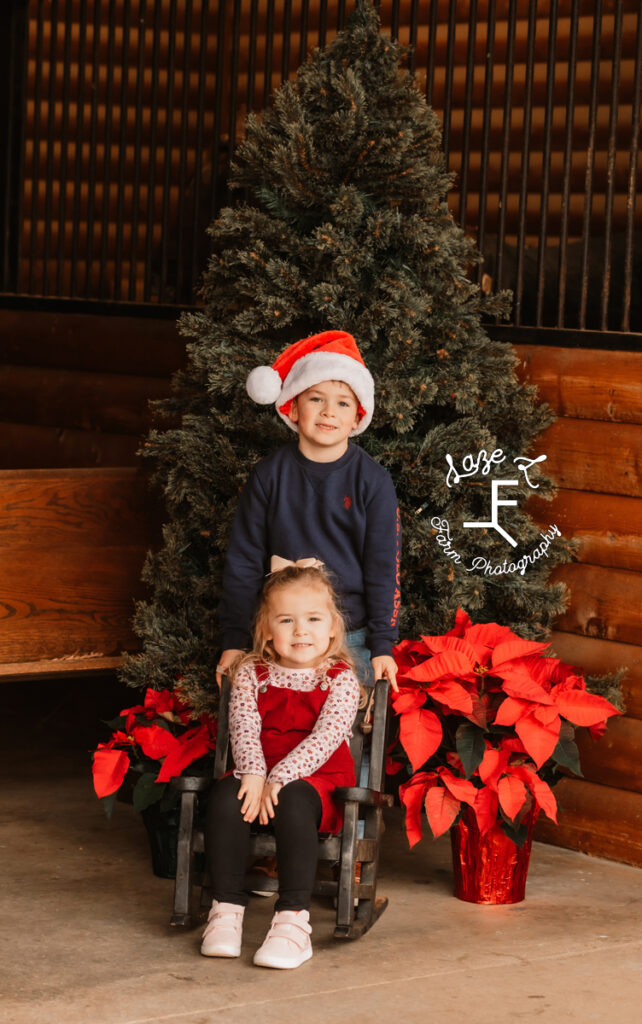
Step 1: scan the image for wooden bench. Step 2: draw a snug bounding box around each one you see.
[0,467,155,681]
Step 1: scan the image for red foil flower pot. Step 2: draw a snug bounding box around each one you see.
[450,805,537,904]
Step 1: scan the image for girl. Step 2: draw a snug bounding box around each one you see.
[202,563,361,970]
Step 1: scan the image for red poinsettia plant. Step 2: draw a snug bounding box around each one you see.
[389,609,620,848]
[92,687,216,817]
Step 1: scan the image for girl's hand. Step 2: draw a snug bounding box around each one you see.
[216,649,245,687]
[238,774,265,822]
[371,655,399,693]
[259,781,283,825]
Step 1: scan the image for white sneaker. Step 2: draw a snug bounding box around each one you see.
[253,909,313,969]
[200,901,245,957]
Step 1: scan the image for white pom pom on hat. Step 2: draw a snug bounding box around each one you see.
[246,364,282,405]
[245,329,375,437]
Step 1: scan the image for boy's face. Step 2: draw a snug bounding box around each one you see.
[289,380,359,462]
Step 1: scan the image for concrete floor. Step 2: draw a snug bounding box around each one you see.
[2,679,641,1024]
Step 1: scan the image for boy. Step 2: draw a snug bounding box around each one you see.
[216,330,400,693]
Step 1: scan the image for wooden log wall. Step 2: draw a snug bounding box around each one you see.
[0,309,183,469]
[516,343,642,867]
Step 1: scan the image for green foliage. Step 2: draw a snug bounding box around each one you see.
[132,773,167,814]
[455,723,486,779]
[552,724,583,778]
[122,0,570,712]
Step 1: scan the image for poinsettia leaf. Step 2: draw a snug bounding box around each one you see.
[404,650,476,684]
[132,723,180,761]
[101,792,117,820]
[499,817,531,848]
[393,638,427,665]
[491,638,550,669]
[515,711,560,768]
[511,765,557,823]
[92,748,130,799]
[449,607,473,634]
[464,621,514,647]
[455,723,486,778]
[104,714,128,731]
[439,768,478,805]
[418,636,486,663]
[399,708,443,772]
[399,772,434,848]
[132,772,165,813]
[552,732,583,777]
[465,694,488,729]
[392,691,427,715]
[147,716,175,733]
[428,679,474,714]
[553,688,620,727]
[497,775,528,821]
[473,786,499,835]
[494,696,530,727]
[425,785,461,838]
[156,723,215,783]
[500,670,554,705]
[533,703,559,726]
[477,746,511,789]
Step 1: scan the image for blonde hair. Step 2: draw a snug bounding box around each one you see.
[232,564,355,682]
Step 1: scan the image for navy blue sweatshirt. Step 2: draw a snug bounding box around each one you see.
[219,442,401,657]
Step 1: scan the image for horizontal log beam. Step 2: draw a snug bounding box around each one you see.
[540,418,642,497]
[575,716,642,795]
[551,563,642,647]
[0,468,158,550]
[0,422,139,469]
[515,346,642,424]
[0,365,170,436]
[527,490,642,573]
[0,310,185,376]
[534,778,642,867]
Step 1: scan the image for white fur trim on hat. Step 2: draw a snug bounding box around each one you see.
[277,351,374,436]
[246,365,282,405]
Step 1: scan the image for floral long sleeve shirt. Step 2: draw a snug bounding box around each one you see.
[229,659,361,785]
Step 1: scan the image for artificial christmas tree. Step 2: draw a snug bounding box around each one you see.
[122,0,569,711]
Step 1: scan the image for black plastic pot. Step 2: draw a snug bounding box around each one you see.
[140,803,180,879]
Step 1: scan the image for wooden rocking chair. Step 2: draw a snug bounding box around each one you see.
[170,675,393,940]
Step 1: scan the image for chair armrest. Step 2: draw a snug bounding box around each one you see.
[334,786,394,808]
[170,776,212,793]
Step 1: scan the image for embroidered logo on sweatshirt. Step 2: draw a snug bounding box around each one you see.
[343,495,352,510]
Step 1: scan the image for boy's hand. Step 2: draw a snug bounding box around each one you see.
[238,774,265,822]
[216,649,245,687]
[259,780,283,825]
[371,655,399,693]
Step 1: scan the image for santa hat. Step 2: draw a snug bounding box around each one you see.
[246,330,374,436]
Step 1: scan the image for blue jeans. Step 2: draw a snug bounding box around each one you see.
[346,627,374,690]
[346,629,372,810]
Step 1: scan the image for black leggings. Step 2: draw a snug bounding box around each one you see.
[205,775,322,911]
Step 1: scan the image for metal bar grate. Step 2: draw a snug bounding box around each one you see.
[1,0,639,337]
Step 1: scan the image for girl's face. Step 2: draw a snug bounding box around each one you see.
[264,582,337,669]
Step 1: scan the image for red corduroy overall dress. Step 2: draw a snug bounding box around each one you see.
[255,660,356,834]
